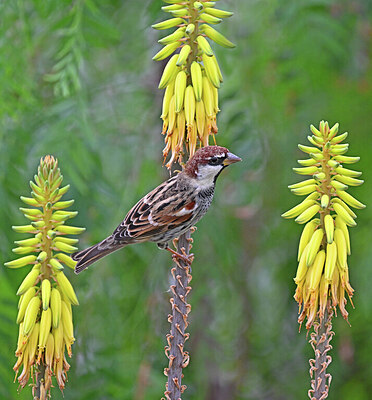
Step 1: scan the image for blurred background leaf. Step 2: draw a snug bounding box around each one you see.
[0,0,371,399]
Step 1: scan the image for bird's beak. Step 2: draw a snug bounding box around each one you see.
[223,152,242,166]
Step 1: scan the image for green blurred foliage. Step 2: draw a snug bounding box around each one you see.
[1,0,372,399]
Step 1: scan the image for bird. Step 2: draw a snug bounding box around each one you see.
[72,145,241,274]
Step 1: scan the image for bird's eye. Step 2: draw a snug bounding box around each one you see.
[209,156,220,165]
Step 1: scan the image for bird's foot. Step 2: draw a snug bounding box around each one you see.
[166,247,194,266]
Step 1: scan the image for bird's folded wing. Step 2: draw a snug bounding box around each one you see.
[112,176,196,241]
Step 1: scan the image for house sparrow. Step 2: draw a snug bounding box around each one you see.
[72,145,241,274]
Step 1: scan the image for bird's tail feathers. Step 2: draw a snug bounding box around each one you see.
[72,237,125,274]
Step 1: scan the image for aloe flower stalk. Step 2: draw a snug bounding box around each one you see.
[5,156,85,398]
[153,1,235,399]
[153,0,235,168]
[282,121,365,399]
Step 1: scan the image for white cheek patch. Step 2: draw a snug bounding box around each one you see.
[194,164,224,189]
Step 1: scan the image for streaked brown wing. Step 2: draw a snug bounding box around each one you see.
[113,176,196,242]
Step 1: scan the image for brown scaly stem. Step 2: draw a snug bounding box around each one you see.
[163,229,194,400]
[32,364,46,400]
[308,302,334,400]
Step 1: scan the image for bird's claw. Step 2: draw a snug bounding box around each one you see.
[167,247,194,265]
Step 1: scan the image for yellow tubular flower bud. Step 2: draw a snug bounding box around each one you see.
[23,296,41,336]
[161,81,175,119]
[15,322,26,355]
[37,251,47,262]
[152,17,186,30]
[333,155,360,164]
[288,178,316,189]
[4,255,37,269]
[17,287,37,324]
[333,203,356,226]
[328,122,339,138]
[298,144,321,154]
[310,124,322,137]
[61,301,74,342]
[319,275,329,319]
[281,200,317,219]
[171,9,189,18]
[196,35,214,56]
[51,288,62,329]
[177,111,186,143]
[177,45,191,66]
[306,229,324,267]
[153,42,180,61]
[184,85,196,126]
[12,246,37,255]
[336,190,366,209]
[330,180,348,191]
[203,54,220,88]
[199,24,236,48]
[53,241,78,253]
[38,308,52,351]
[56,272,79,305]
[158,26,185,44]
[199,12,222,24]
[332,198,356,218]
[28,322,40,365]
[17,268,40,295]
[190,61,203,101]
[295,204,321,224]
[195,100,206,137]
[324,242,337,282]
[53,236,78,245]
[308,250,326,291]
[321,194,329,208]
[53,200,74,209]
[204,7,233,18]
[334,174,364,186]
[294,244,310,284]
[334,228,347,269]
[293,166,319,175]
[297,219,319,261]
[334,166,361,177]
[290,185,318,196]
[202,76,214,116]
[51,211,78,221]
[324,214,334,244]
[15,237,41,247]
[50,258,64,271]
[297,158,318,167]
[20,196,41,206]
[185,23,195,35]
[174,70,187,112]
[19,207,43,216]
[45,333,54,367]
[42,279,51,310]
[52,323,64,362]
[55,253,77,269]
[335,216,350,255]
[167,95,176,133]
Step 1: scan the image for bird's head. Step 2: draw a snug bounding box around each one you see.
[184,145,241,187]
